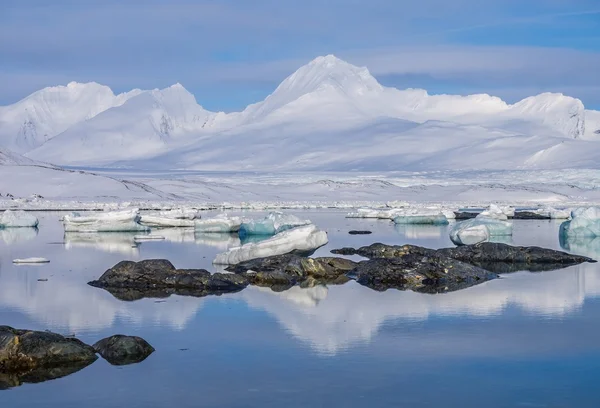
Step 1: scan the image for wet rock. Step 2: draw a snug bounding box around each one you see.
[331,243,436,259]
[226,254,357,287]
[88,259,248,299]
[348,255,497,293]
[93,335,155,366]
[349,230,373,235]
[511,211,551,220]
[0,326,97,374]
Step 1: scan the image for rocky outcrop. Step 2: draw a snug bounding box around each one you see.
[93,335,155,366]
[511,211,551,220]
[348,255,497,293]
[331,242,595,273]
[226,254,356,289]
[0,326,98,388]
[348,230,372,235]
[88,259,248,300]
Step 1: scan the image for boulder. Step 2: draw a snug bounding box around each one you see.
[348,230,372,235]
[93,335,155,366]
[88,259,248,300]
[454,211,479,220]
[511,211,551,220]
[0,326,97,373]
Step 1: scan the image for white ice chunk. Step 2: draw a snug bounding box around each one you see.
[13,257,50,264]
[213,224,328,265]
[1,210,39,228]
[346,208,404,219]
[134,235,166,241]
[449,218,513,246]
[393,214,448,225]
[62,208,149,232]
[195,214,244,233]
[477,204,514,220]
[139,208,199,227]
[239,212,312,236]
[560,207,600,238]
[533,207,571,219]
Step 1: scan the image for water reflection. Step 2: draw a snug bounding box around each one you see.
[195,233,241,249]
[1,227,38,244]
[560,235,600,260]
[394,223,444,239]
[64,232,139,255]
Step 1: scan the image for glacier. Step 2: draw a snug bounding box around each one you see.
[213,224,328,265]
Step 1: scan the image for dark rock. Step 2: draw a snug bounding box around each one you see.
[331,243,437,259]
[348,230,373,235]
[0,326,97,374]
[88,259,248,300]
[226,254,357,287]
[454,211,480,220]
[93,335,155,366]
[348,254,497,293]
[511,211,551,220]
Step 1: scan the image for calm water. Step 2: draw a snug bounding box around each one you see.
[2,210,600,407]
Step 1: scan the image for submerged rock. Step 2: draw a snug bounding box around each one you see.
[93,335,155,366]
[88,259,248,300]
[226,254,356,287]
[0,326,97,374]
[348,230,373,235]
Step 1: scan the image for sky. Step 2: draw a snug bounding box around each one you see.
[1,0,599,110]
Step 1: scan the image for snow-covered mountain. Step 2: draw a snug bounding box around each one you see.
[1,55,599,170]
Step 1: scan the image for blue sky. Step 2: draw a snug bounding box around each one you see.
[1,0,599,110]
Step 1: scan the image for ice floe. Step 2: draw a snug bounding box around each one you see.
[62,208,150,232]
[239,212,312,237]
[194,214,244,233]
[449,218,513,246]
[0,210,39,228]
[560,207,600,238]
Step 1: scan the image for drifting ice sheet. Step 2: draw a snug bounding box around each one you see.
[195,214,244,233]
[534,207,571,219]
[213,224,328,265]
[239,212,312,237]
[560,207,600,238]
[393,214,448,225]
[62,209,150,232]
[450,218,513,246]
[139,208,199,227]
[1,210,39,228]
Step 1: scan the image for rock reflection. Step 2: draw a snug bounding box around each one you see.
[0,362,94,390]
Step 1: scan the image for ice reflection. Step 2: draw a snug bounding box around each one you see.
[1,227,38,244]
[64,232,139,255]
[560,235,600,261]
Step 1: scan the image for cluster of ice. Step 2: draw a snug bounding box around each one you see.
[0,210,39,228]
[559,207,600,238]
[449,218,513,246]
[477,204,515,220]
[140,208,200,228]
[195,214,244,233]
[62,208,150,233]
[213,224,328,265]
[239,212,312,237]
[346,208,405,219]
[348,206,456,221]
[393,214,448,225]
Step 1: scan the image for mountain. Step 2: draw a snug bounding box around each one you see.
[1,55,598,171]
[0,148,41,166]
[0,82,142,153]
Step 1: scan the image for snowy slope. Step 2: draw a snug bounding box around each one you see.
[1,55,598,170]
[28,84,218,164]
[0,148,41,166]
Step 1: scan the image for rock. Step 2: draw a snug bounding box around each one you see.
[226,254,357,287]
[0,326,97,374]
[348,230,373,235]
[88,259,248,300]
[511,211,551,220]
[331,242,595,273]
[348,254,497,293]
[454,211,480,220]
[93,335,155,366]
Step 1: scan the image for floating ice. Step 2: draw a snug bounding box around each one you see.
[449,218,513,246]
[559,207,600,238]
[0,210,39,228]
[134,235,166,241]
[239,212,312,237]
[477,204,514,220]
[62,209,150,232]
[393,214,448,225]
[346,208,404,219]
[533,207,571,219]
[195,214,244,233]
[213,224,328,265]
[139,208,199,228]
[13,257,50,264]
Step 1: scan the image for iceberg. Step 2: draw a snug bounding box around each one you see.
[239,212,312,237]
[13,257,50,264]
[64,232,139,255]
[346,208,404,219]
[0,210,39,228]
[533,207,571,219]
[195,214,244,233]
[559,207,600,238]
[477,204,514,220]
[449,218,513,246]
[139,208,199,228]
[393,214,448,225]
[213,224,328,265]
[62,209,150,232]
